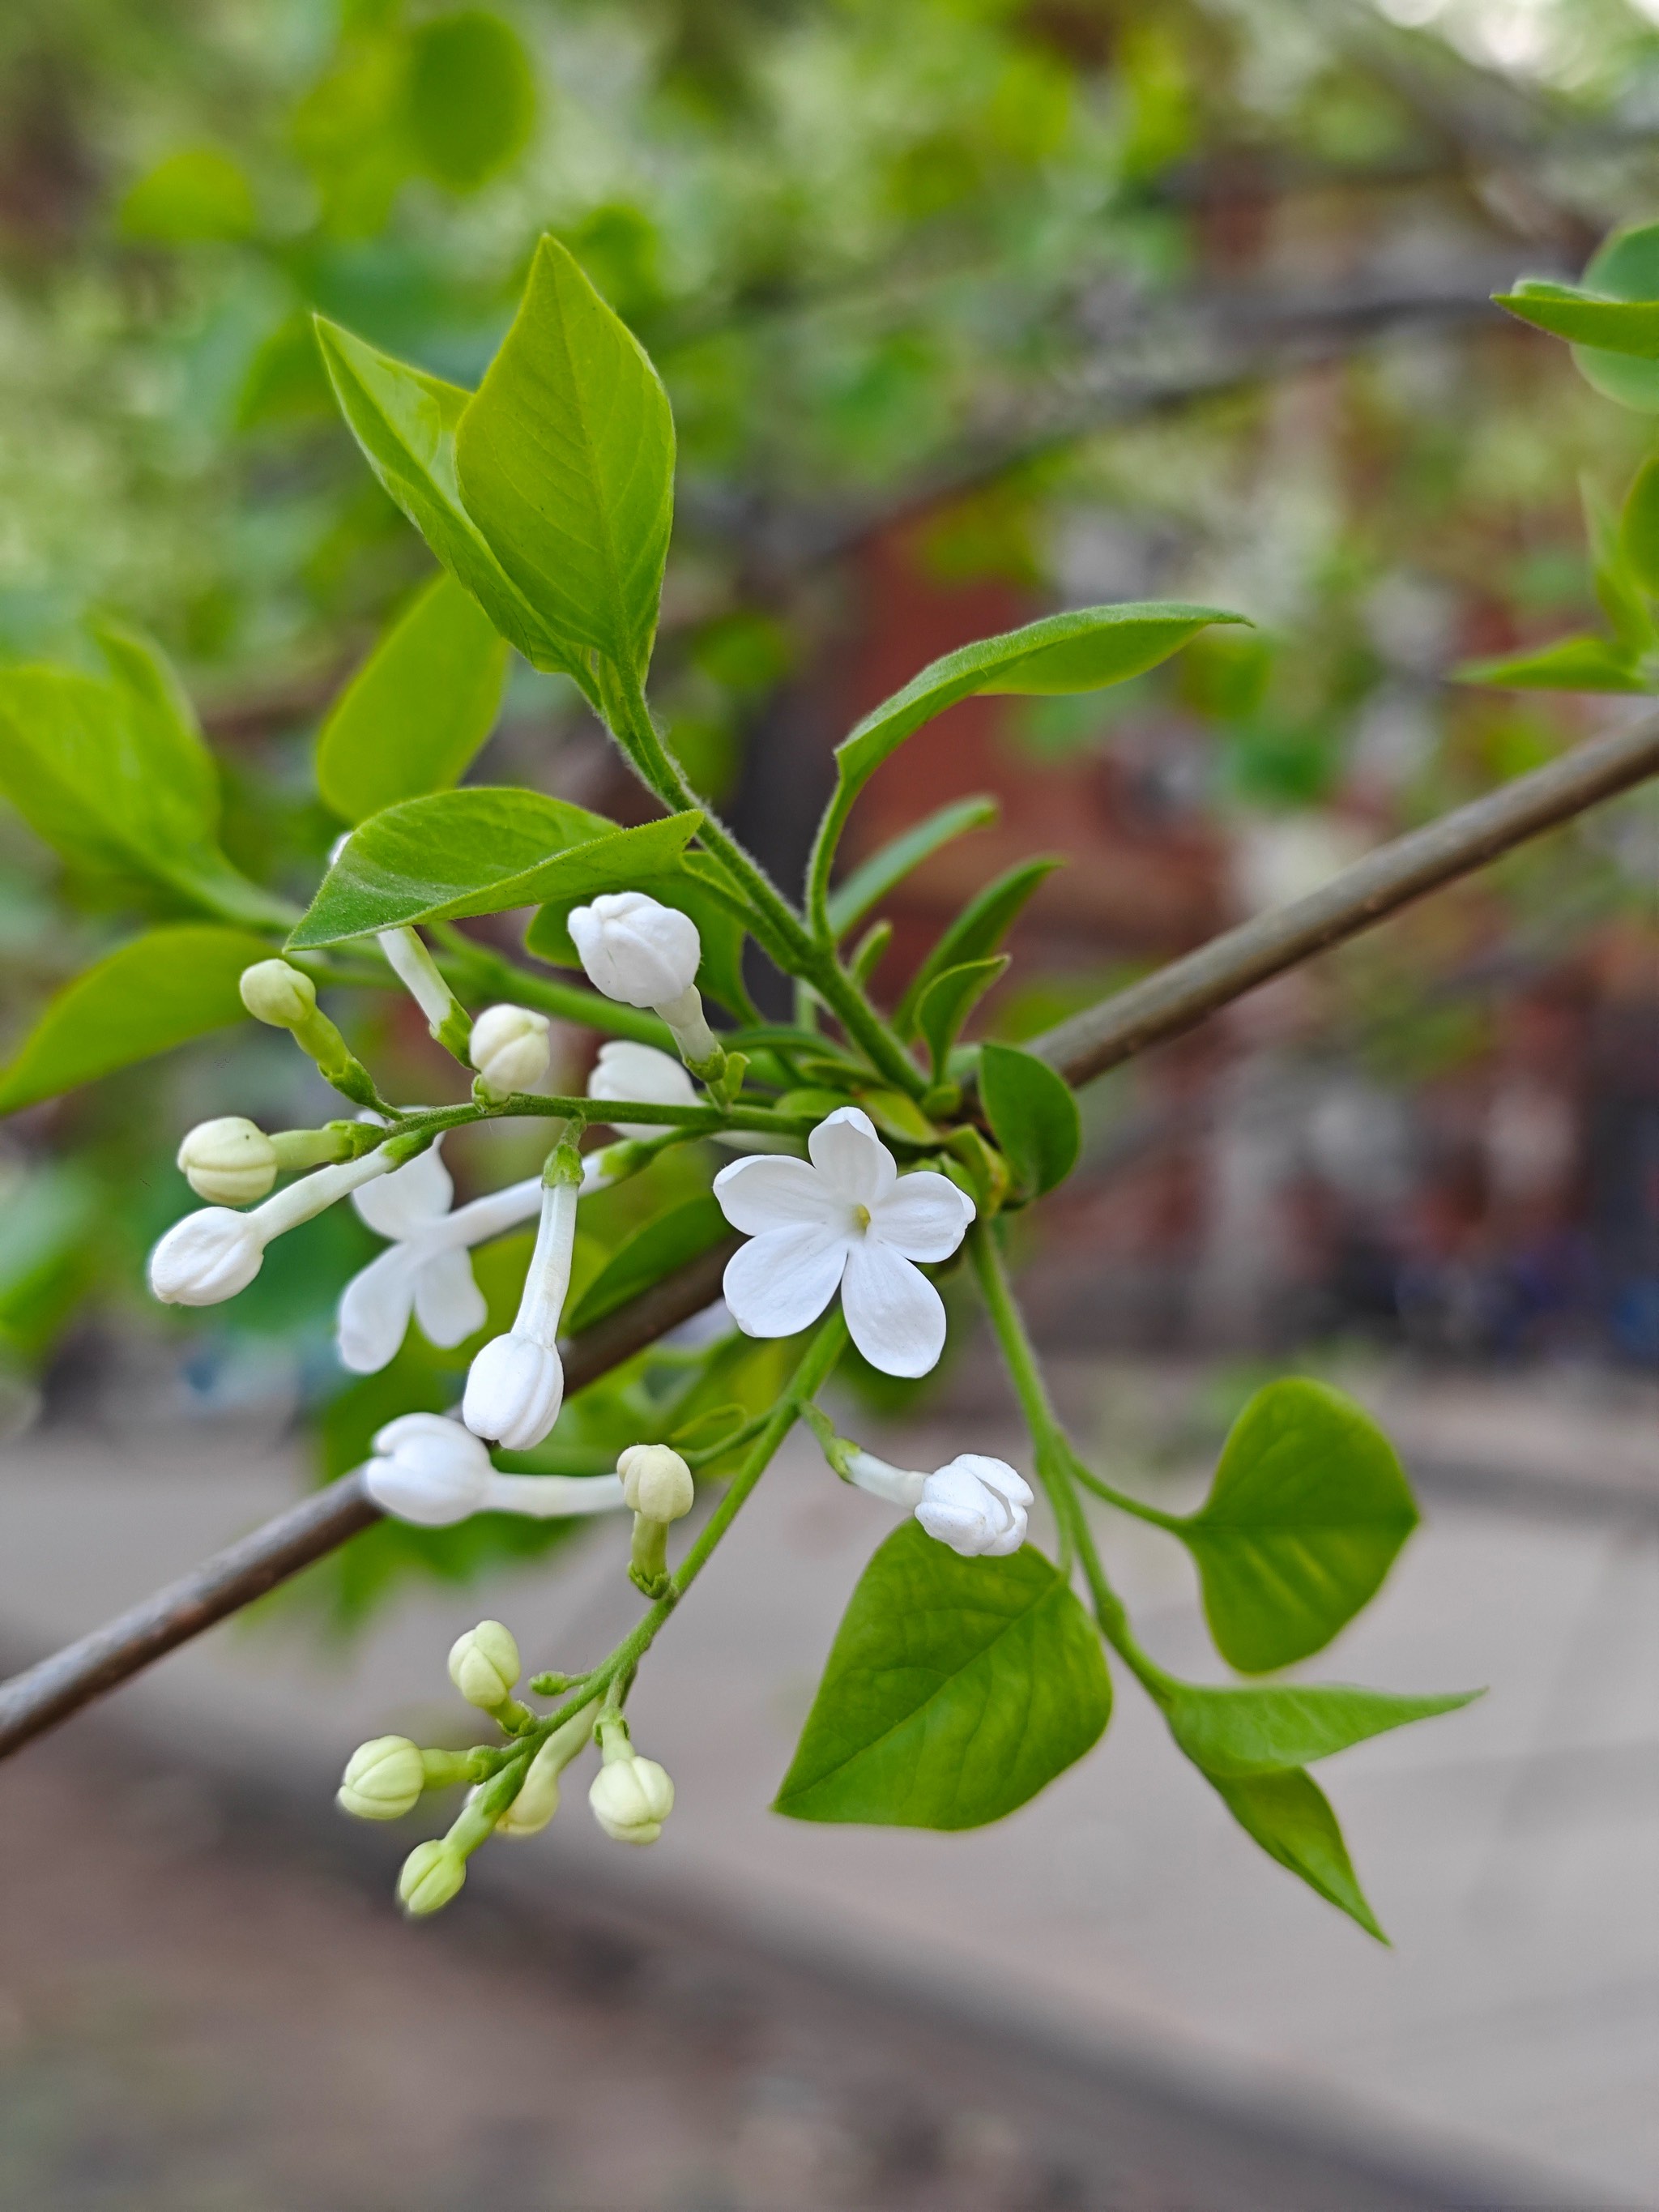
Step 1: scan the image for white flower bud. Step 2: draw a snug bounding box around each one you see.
[468,1003,551,1099]
[915,1455,1034,1559]
[569,892,700,1010]
[462,1331,564,1450]
[365,1414,493,1527]
[398,1838,466,1915]
[618,1443,694,1522]
[177,1117,279,1206]
[586,1039,697,1140]
[147,1207,264,1305]
[496,1738,563,1838]
[447,1620,521,1710]
[338,1735,425,1821]
[239,959,318,1029]
[589,1749,675,1845]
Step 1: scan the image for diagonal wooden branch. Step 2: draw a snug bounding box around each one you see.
[1,712,1653,1759]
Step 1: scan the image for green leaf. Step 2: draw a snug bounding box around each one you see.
[289,792,700,946]
[978,1040,1081,1198]
[1584,480,1653,653]
[775,1521,1111,1830]
[526,862,757,1019]
[895,856,1060,1037]
[0,640,288,926]
[826,794,999,936]
[1573,225,1659,412]
[1494,280,1659,357]
[404,11,535,193]
[1452,634,1647,693]
[915,956,1008,1078]
[564,1194,731,1334]
[1177,1378,1419,1675]
[1205,1766,1386,1941]
[119,147,256,242]
[454,235,676,675]
[0,925,275,1114]
[316,573,510,824]
[313,318,595,695]
[1620,452,1659,596]
[814,603,1245,879]
[1163,1679,1480,1779]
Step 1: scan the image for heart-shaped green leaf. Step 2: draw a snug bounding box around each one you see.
[317,572,510,824]
[289,792,701,946]
[775,1520,1111,1830]
[978,1040,1081,1198]
[1176,1378,1419,1674]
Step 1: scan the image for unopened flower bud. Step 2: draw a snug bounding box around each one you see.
[569,892,701,1010]
[462,1332,564,1450]
[365,1413,493,1527]
[398,1838,467,1916]
[147,1207,264,1305]
[177,1117,279,1206]
[915,1455,1033,1559]
[586,1039,697,1139]
[589,1739,674,1846]
[447,1620,521,1711]
[618,1443,694,1522]
[338,1735,426,1821]
[467,1002,551,1099]
[239,959,318,1030]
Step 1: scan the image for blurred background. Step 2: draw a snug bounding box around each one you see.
[0,1,1655,2206]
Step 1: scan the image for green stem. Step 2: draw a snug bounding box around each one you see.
[1064,1454,1184,1533]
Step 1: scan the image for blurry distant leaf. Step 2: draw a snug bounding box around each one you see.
[1205,1766,1386,1941]
[1583,480,1653,653]
[915,956,1007,1077]
[1175,1379,1418,1674]
[1495,280,1659,357]
[455,236,676,675]
[895,856,1059,1037]
[1454,634,1647,692]
[317,573,510,823]
[0,925,272,1114]
[0,1165,100,1358]
[1620,453,1659,596]
[405,12,536,192]
[566,203,663,320]
[315,318,595,696]
[977,1040,1079,1198]
[827,794,999,937]
[237,315,335,430]
[564,1195,731,1332]
[291,790,698,944]
[119,148,256,242]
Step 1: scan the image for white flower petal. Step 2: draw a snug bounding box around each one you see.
[354,1142,453,1238]
[463,1331,565,1449]
[336,1246,419,1374]
[412,1245,488,1349]
[587,1040,697,1142]
[807,1107,896,1206]
[869,1170,975,1262]
[840,1238,946,1377]
[945,1454,1034,1510]
[713,1153,842,1235]
[722,1223,848,1339]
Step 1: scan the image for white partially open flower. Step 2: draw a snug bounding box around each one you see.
[569,892,700,1009]
[712,1108,974,1377]
[364,1413,494,1526]
[148,1207,265,1305]
[586,1039,697,1139]
[468,1003,551,1099]
[338,1139,494,1372]
[915,1455,1033,1557]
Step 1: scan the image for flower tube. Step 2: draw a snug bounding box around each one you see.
[149,1144,401,1308]
[461,1142,582,1449]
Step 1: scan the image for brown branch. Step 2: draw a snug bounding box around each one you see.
[2,713,1655,1759]
[1032,712,1659,1089]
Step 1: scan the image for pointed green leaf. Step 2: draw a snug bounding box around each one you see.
[1164,1680,1480,1779]
[1453,634,1646,693]
[978,1040,1081,1198]
[1206,1766,1386,1941]
[1495,280,1659,357]
[289,789,701,946]
[454,235,675,675]
[0,925,275,1113]
[314,318,594,693]
[1177,1378,1418,1675]
[775,1520,1111,1830]
[895,856,1060,1037]
[915,956,1008,1077]
[1620,452,1659,596]
[317,573,510,824]
[564,1195,731,1333]
[826,794,999,937]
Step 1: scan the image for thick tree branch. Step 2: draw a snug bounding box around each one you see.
[2,714,1653,1758]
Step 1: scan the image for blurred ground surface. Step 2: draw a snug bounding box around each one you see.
[0,1356,1654,2212]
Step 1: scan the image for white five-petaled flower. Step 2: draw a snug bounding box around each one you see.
[712,1107,974,1377]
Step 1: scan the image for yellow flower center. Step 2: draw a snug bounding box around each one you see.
[851,1203,872,1232]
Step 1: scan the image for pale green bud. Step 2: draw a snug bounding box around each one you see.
[618,1443,694,1523]
[589,1743,674,1845]
[397,1838,467,1916]
[177,1117,279,1206]
[240,959,318,1029]
[468,1003,551,1100]
[337,1735,425,1821]
[447,1620,521,1711]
